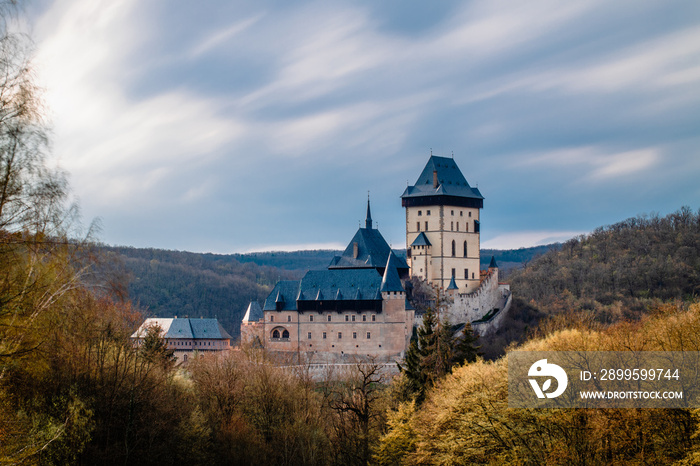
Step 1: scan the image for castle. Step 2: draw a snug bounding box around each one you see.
[241,155,511,360]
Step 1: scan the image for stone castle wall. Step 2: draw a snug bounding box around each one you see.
[243,292,414,362]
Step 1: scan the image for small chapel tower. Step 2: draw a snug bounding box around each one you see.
[401,155,484,293]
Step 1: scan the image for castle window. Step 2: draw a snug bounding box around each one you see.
[418,210,422,216]
[465,222,468,232]
[345,315,349,322]
[309,315,314,322]
[417,222,420,232]
[352,315,356,322]
[327,315,332,322]
[353,332,357,339]
[456,223,459,231]
[272,329,280,339]
[338,332,342,339]
[475,220,480,233]
[464,241,467,257]
[452,268,456,278]
[425,221,428,231]
[465,269,468,279]
[469,212,472,217]
[362,315,366,322]
[282,329,289,339]
[287,315,291,322]
[372,315,376,322]
[427,210,431,215]
[307,332,312,339]
[451,210,454,216]
[323,332,327,339]
[270,315,274,322]
[367,332,371,339]
[451,221,453,231]
[451,240,456,257]
[460,211,463,216]
[472,272,475,279]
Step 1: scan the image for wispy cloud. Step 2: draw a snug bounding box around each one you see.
[482,231,585,250]
[27,0,700,252]
[186,14,264,59]
[517,146,660,182]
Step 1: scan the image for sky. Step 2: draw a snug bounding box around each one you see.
[23,0,700,253]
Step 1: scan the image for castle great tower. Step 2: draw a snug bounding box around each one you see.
[401,156,484,293]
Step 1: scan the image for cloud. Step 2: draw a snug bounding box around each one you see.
[516,146,660,182]
[33,0,244,210]
[242,242,345,254]
[482,231,585,250]
[186,14,264,59]
[26,0,700,252]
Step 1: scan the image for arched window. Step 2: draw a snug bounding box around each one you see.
[282,329,289,339]
[272,329,280,339]
[463,241,468,257]
[451,240,456,257]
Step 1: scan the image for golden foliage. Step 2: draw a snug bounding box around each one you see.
[378,301,700,465]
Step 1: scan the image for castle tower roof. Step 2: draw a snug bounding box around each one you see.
[489,255,498,268]
[365,196,373,229]
[446,276,459,291]
[242,301,263,322]
[401,155,484,208]
[380,252,405,293]
[411,232,432,247]
[328,202,409,276]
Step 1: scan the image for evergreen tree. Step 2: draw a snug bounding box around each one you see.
[399,307,480,404]
[451,322,480,367]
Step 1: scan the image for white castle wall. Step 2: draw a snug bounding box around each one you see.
[471,289,512,335]
[446,268,506,323]
[412,267,512,335]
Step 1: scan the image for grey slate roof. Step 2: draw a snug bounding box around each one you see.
[380,252,404,293]
[132,317,232,340]
[489,255,498,268]
[263,280,300,311]
[447,276,459,290]
[329,227,409,273]
[411,232,432,247]
[263,267,399,311]
[242,301,263,322]
[401,156,484,201]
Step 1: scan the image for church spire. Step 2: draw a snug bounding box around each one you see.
[365,193,373,229]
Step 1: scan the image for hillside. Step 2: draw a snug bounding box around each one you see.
[102,244,554,340]
[478,207,700,359]
[101,247,301,339]
[509,206,700,321]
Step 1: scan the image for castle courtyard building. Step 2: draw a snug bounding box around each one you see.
[132,317,233,364]
[241,201,414,361]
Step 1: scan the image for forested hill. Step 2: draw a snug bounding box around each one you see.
[508,207,700,324]
[101,247,301,340]
[232,245,554,274]
[102,244,554,340]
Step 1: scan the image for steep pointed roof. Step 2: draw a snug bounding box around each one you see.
[411,232,432,247]
[401,155,484,208]
[380,252,404,293]
[489,255,498,268]
[365,197,373,229]
[242,301,263,322]
[328,203,409,275]
[447,276,459,290]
